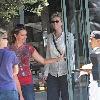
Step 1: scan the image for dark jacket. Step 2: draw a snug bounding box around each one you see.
[90,47,100,80]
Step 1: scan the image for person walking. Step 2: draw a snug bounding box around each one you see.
[0,28,19,100]
[44,12,75,100]
[9,24,64,100]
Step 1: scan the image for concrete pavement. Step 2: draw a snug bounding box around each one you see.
[35,91,47,100]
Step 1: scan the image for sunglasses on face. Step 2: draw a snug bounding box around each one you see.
[51,20,60,23]
[2,37,8,40]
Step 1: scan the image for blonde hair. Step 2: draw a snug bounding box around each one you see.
[50,12,62,21]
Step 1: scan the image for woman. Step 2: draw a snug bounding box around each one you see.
[10,24,63,100]
[0,28,19,100]
[44,12,74,100]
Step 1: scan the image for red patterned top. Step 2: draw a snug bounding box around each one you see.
[10,44,35,85]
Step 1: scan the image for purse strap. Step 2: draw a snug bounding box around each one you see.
[52,34,62,55]
[0,51,5,67]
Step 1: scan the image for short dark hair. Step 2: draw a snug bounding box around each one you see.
[90,31,100,39]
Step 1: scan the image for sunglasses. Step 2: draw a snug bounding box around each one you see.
[51,20,60,23]
[2,37,8,40]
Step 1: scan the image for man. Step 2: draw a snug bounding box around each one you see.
[44,12,75,100]
[81,31,100,100]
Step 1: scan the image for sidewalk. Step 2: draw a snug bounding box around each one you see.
[35,91,47,100]
[35,91,62,100]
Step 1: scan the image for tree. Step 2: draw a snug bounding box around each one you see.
[0,0,49,23]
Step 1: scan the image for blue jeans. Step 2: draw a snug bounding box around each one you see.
[0,89,18,100]
[21,84,35,100]
[47,74,69,100]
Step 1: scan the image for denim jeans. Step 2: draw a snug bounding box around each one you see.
[21,84,35,100]
[0,89,18,100]
[47,74,69,100]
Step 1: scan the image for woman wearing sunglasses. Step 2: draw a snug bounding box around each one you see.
[44,12,75,100]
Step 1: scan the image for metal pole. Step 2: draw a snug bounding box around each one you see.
[80,0,90,64]
[61,0,74,100]
[85,0,90,62]
[73,0,80,69]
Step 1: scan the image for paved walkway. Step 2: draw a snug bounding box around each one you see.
[35,85,88,100]
[35,91,62,100]
[35,91,47,100]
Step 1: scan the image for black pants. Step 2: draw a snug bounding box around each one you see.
[47,74,69,100]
